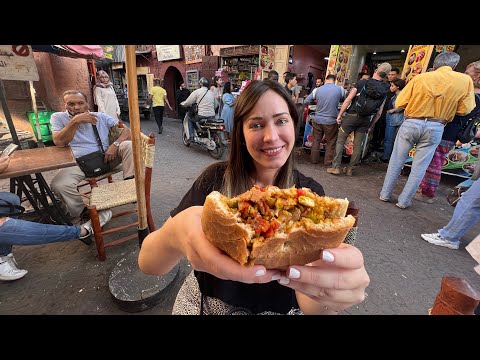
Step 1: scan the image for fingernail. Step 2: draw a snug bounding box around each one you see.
[271,274,281,281]
[255,268,266,277]
[278,276,290,285]
[288,267,301,279]
[322,250,334,263]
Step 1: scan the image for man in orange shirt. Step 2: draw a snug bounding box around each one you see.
[380,52,476,209]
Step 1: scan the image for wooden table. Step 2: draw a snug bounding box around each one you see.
[1,146,77,225]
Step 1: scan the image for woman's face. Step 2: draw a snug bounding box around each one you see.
[99,73,110,83]
[243,90,295,174]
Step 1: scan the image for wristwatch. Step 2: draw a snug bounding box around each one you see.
[113,141,120,147]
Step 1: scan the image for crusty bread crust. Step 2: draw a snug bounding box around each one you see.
[201,187,355,269]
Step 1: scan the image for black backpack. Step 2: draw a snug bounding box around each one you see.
[353,79,390,117]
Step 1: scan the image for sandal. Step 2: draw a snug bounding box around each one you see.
[79,227,93,245]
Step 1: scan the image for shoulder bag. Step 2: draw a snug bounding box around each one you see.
[76,125,112,177]
[458,94,480,144]
[189,89,208,118]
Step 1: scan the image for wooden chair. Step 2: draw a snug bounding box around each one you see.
[87,131,155,261]
[77,121,126,196]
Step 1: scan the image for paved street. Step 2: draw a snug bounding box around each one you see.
[1,116,479,315]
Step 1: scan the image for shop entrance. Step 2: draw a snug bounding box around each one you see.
[163,66,183,118]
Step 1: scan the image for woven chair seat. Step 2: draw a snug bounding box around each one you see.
[89,179,137,211]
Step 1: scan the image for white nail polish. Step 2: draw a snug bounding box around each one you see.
[288,268,300,279]
[279,276,290,285]
[271,274,281,281]
[322,250,334,263]
[255,268,266,277]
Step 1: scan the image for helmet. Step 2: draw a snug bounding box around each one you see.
[199,77,209,87]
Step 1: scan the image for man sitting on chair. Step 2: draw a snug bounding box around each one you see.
[50,90,134,225]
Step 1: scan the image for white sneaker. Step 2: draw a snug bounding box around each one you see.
[0,254,28,281]
[82,209,113,233]
[421,233,459,249]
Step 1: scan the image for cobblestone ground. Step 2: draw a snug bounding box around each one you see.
[1,116,478,315]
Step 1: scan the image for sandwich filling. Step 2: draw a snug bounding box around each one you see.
[225,185,347,251]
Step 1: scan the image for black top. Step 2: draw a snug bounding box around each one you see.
[170,162,325,314]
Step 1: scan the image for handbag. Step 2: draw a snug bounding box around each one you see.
[188,89,208,118]
[457,94,480,144]
[76,125,112,177]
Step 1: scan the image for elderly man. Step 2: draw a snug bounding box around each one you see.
[380,52,476,209]
[50,90,134,225]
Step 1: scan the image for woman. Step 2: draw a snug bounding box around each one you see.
[93,70,120,119]
[138,80,369,315]
[382,79,406,162]
[220,81,235,137]
[416,60,480,203]
[211,76,224,119]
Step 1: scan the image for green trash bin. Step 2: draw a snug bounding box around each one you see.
[27,111,54,142]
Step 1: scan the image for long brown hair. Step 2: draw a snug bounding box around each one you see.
[219,79,299,197]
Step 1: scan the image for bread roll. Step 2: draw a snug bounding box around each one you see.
[201,185,355,269]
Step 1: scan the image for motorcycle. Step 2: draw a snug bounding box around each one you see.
[182,111,228,159]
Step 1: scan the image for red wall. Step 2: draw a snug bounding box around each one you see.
[290,46,327,86]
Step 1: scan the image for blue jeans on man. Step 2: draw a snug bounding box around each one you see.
[0,192,81,256]
[382,112,402,161]
[439,179,480,245]
[380,119,445,208]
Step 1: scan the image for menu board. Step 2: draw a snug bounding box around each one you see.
[186,70,199,91]
[401,45,434,84]
[405,143,479,179]
[260,45,274,71]
[326,45,339,77]
[334,45,352,85]
[183,45,205,64]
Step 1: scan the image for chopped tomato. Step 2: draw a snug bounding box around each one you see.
[253,217,270,234]
[297,188,305,197]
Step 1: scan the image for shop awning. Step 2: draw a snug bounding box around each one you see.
[31,45,104,59]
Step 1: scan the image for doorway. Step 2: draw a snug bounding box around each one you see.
[163,66,184,119]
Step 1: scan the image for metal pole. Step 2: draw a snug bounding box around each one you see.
[0,80,21,147]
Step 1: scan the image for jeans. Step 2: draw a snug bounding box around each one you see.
[439,179,480,244]
[380,119,444,207]
[383,112,401,161]
[0,192,81,256]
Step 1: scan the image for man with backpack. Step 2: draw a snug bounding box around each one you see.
[327,63,392,176]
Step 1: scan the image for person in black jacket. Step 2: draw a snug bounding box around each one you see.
[138,80,369,315]
[176,81,191,120]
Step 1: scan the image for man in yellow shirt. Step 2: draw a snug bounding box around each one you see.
[380,52,476,209]
[149,78,173,134]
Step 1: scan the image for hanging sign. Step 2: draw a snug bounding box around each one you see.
[401,45,434,84]
[0,45,39,81]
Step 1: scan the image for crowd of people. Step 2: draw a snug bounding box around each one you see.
[1,53,479,315]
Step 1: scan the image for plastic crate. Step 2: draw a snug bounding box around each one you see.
[27,111,54,142]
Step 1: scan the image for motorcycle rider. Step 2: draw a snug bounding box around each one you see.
[181,77,215,142]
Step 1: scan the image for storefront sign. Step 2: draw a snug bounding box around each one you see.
[220,45,260,57]
[183,45,205,64]
[0,45,39,81]
[401,45,434,84]
[435,45,456,53]
[155,45,181,61]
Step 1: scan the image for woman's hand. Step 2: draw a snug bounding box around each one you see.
[139,206,279,284]
[277,243,370,314]
[388,109,395,114]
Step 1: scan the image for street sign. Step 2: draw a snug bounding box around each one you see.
[0,45,39,81]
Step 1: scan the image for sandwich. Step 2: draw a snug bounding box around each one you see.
[201,185,356,269]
